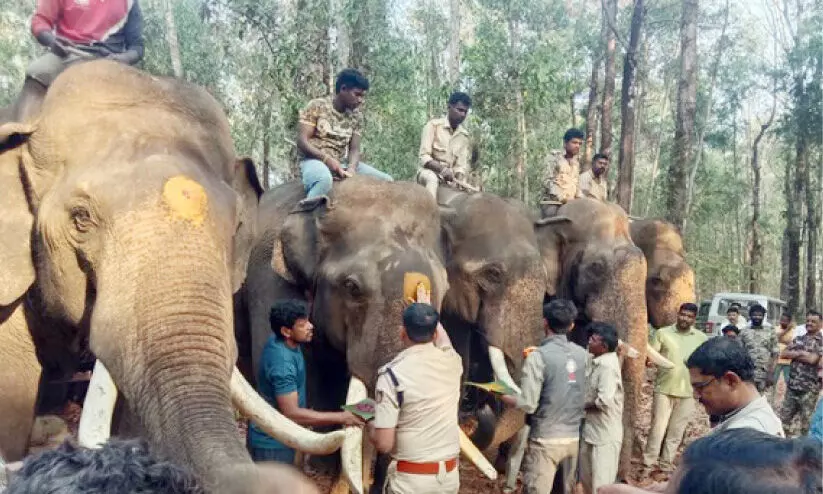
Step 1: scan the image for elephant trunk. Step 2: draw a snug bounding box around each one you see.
[584,246,648,480]
[89,213,258,494]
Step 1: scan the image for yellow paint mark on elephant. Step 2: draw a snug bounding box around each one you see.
[163,176,208,226]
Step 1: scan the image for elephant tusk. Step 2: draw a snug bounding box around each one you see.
[488,346,522,395]
[78,360,118,449]
[458,428,497,480]
[230,368,346,455]
[645,343,675,369]
[341,377,367,494]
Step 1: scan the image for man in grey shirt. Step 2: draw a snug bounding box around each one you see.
[687,336,784,436]
[502,299,588,494]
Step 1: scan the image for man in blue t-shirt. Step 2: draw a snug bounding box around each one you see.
[247,299,364,463]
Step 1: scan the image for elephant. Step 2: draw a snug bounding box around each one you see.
[534,198,648,479]
[629,219,696,328]
[244,177,487,492]
[0,60,346,493]
[435,188,547,452]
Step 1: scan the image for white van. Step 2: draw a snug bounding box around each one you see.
[703,292,788,336]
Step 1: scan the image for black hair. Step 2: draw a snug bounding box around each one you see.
[679,302,699,314]
[335,68,369,94]
[543,299,577,335]
[676,429,822,494]
[587,322,618,352]
[448,91,472,107]
[592,153,609,163]
[7,439,203,494]
[269,299,309,340]
[750,303,766,316]
[781,312,793,320]
[686,336,754,381]
[808,309,822,320]
[563,128,585,143]
[402,303,439,343]
[727,306,740,314]
[721,324,741,336]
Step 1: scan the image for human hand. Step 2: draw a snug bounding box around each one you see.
[500,394,518,407]
[50,38,69,57]
[415,283,431,304]
[440,167,455,182]
[339,411,366,427]
[325,158,346,178]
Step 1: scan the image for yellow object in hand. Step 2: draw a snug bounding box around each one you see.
[403,272,432,303]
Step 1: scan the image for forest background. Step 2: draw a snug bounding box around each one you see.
[1,0,820,315]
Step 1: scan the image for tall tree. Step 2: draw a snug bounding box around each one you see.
[665,0,698,232]
[747,84,776,293]
[804,32,822,312]
[448,0,461,85]
[616,0,645,212]
[600,0,617,157]
[583,49,601,170]
[164,0,183,78]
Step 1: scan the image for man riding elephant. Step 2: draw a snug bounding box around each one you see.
[14,0,144,121]
[416,92,473,199]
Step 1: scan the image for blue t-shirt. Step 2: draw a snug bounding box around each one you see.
[248,335,307,450]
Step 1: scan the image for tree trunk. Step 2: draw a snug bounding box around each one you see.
[448,0,461,85]
[333,0,351,70]
[570,93,576,129]
[261,106,272,189]
[781,159,793,301]
[508,18,527,203]
[600,0,617,157]
[616,0,644,213]
[164,0,184,78]
[747,94,776,293]
[804,43,822,311]
[583,51,601,171]
[787,136,806,315]
[665,0,698,233]
[642,73,672,217]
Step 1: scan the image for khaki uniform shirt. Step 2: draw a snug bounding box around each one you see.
[583,352,624,445]
[541,152,581,203]
[419,117,471,176]
[713,396,784,437]
[578,170,608,202]
[373,342,463,462]
[297,96,363,162]
[650,326,708,398]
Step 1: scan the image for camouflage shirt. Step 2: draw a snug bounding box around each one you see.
[541,152,581,203]
[786,331,823,393]
[740,324,779,382]
[297,96,363,162]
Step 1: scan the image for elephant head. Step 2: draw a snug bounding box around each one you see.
[629,219,696,328]
[0,61,341,493]
[438,191,546,449]
[534,198,648,477]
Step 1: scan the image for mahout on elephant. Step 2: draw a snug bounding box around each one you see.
[629,219,696,329]
[0,60,350,494]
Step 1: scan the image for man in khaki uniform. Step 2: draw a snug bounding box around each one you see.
[642,303,707,474]
[578,153,610,202]
[581,322,623,494]
[370,303,463,494]
[417,92,472,199]
[540,128,585,217]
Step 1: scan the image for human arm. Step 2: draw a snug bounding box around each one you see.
[347,132,361,172]
[369,373,400,454]
[275,392,363,427]
[452,135,470,180]
[296,103,345,177]
[433,322,453,349]
[109,1,144,64]
[31,0,70,56]
[368,422,395,454]
[501,351,543,414]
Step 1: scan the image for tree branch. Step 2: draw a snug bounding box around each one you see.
[601,0,630,52]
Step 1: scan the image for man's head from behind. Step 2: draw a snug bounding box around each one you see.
[673,428,822,494]
[687,336,755,416]
[749,304,766,327]
[447,91,471,128]
[270,299,313,344]
[402,303,439,344]
[7,439,203,494]
[334,68,369,111]
[543,299,577,336]
[722,324,740,339]
[563,128,585,157]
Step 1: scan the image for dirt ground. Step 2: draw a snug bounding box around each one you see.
[48,370,792,493]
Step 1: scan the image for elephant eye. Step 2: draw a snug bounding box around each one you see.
[341,277,363,299]
[70,206,94,233]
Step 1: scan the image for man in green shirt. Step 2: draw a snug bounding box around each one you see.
[642,302,707,474]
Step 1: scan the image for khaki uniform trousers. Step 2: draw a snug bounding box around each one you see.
[383,460,459,494]
[522,438,579,494]
[642,393,695,471]
[579,441,620,494]
[416,168,441,198]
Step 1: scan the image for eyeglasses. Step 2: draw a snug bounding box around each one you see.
[691,376,717,391]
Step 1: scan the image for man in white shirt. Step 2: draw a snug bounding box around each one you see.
[686,336,783,436]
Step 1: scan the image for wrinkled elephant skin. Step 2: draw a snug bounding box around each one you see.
[629,219,696,328]
[0,61,278,493]
[534,198,648,478]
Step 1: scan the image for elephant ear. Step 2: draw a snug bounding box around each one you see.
[231,157,264,293]
[0,122,37,305]
[271,196,330,287]
[533,216,572,297]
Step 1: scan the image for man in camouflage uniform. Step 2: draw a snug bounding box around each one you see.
[779,310,823,437]
[539,128,584,217]
[739,304,779,394]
